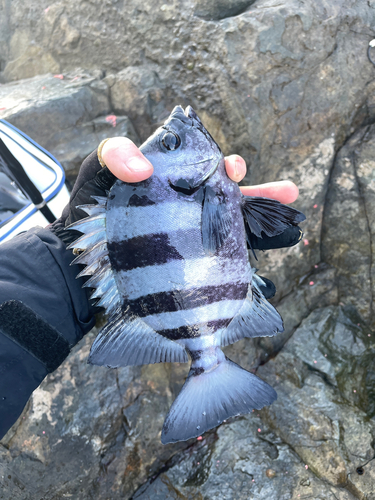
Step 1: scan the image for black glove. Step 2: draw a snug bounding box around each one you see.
[50,150,116,246]
[0,148,120,441]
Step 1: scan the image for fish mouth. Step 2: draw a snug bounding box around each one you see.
[169,158,220,195]
[169,105,199,124]
[168,180,201,196]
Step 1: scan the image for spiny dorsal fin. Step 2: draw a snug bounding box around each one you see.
[67,199,121,317]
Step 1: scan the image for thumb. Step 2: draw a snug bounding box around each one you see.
[101,137,154,183]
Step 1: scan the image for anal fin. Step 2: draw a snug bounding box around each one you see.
[221,275,283,347]
[88,311,188,367]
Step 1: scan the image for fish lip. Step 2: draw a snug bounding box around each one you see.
[168,158,220,195]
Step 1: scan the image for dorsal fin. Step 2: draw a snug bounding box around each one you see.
[241,196,305,238]
[67,198,121,317]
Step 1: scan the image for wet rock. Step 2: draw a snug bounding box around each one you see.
[2,306,373,499]
[133,416,357,500]
[259,306,375,497]
[322,125,375,329]
[0,330,190,499]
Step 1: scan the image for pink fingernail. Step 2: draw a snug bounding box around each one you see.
[234,159,242,179]
[128,157,152,171]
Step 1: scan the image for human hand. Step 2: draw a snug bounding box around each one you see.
[54,136,300,247]
[102,138,299,204]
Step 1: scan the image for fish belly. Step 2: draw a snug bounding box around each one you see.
[107,194,250,341]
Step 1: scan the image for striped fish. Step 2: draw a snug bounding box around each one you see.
[68,105,305,444]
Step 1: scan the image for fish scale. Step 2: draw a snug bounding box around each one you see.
[106,176,250,342]
[68,105,306,444]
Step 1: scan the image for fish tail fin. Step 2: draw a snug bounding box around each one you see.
[161,348,276,444]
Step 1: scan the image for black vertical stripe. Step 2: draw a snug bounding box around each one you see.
[128,194,156,207]
[108,233,183,272]
[157,318,232,340]
[125,282,248,317]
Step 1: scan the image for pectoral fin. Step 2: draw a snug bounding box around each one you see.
[202,186,232,255]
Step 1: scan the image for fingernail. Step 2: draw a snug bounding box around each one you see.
[127,157,152,171]
[234,158,242,179]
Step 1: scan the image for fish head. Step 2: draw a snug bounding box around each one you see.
[140,105,224,193]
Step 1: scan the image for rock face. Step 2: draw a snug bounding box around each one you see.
[322,125,375,328]
[0,71,139,183]
[1,0,375,498]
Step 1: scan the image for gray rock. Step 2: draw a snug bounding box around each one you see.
[224,263,339,369]
[49,114,139,183]
[322,125,375,329]
[1,0,375,498]
[108,66,167,142]
[0,72,139,182]
[194,0,256,20]
[257,262,339,357]
[259,306,375,497]
[0,330,191,499]
[133,417,357,500]
[0,72,109,144]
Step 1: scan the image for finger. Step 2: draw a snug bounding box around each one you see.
[240,181,299,204]
[224,155,247,182]
[102,137,154,183]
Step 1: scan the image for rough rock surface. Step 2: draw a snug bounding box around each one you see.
[0,71,139,183]
[1,0,375,498]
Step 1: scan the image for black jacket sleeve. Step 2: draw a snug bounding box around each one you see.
[0,226,96,439]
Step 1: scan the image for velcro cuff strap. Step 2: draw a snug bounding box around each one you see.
[0,300,70,373]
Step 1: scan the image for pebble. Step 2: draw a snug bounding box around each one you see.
[266,468,276,478]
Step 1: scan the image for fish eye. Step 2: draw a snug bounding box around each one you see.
[162,132,181,151]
